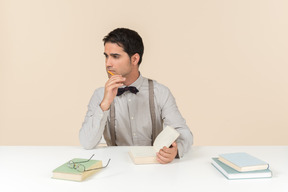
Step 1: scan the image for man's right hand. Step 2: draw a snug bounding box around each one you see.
[100,75,126,111]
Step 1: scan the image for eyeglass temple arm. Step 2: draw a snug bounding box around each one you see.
[84,158,111,172]
[103,159,111,168]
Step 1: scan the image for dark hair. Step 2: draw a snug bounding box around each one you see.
[103,28,144,65]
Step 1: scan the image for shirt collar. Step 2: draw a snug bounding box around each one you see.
[129,73,145,90]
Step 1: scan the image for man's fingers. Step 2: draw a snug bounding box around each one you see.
[156,152,170,164]
[158,149,171,158]
[156,142,178,164]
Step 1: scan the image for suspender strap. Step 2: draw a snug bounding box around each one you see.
[148,79,157,145]
[109,101,117,146]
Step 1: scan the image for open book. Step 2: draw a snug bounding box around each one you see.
[129,126,180,164]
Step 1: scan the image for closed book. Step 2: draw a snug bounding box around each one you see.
[218,152,269,172]
[52,158,102,182]
[129,126,180,164]
[211,158,272,180]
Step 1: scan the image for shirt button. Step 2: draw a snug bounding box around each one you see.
[133,133,136,136]
[131,117,134,120]
[128,99,131,102]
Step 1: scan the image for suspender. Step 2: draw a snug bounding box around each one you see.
[108,79,162,146]
[148,79,157,145]
[109,101,116,146]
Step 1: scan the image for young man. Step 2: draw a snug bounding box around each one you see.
[79,28,193,164]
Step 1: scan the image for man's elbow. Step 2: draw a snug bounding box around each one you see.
[79,134,97,150]
[80,140,96,150]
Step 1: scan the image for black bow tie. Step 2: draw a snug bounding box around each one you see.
[117,86,139,96]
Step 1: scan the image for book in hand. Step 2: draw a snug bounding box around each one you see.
[52,158,102,182]
[129,126,180,165]
[218,152,269,172]
[211,158,272,180]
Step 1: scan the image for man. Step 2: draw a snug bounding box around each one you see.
[79,28,193,164]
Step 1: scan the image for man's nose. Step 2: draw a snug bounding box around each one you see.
[106,57,112,67]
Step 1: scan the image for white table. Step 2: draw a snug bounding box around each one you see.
[0,146,287,192]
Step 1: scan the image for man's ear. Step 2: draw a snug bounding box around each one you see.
[131,53,140,66]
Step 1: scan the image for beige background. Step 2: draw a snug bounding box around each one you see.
[1,0,287,146]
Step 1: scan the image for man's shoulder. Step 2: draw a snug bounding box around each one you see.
[144,77,171,95]
[149,78,169,89]
[94,87,105,93]
[91,87,105,99]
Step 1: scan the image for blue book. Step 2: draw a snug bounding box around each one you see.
[218,152,269,172]
[211,158,272,180]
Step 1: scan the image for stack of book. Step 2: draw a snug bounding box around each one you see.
[211,152,272,180]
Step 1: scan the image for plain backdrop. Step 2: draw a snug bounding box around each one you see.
[1,0,287,146]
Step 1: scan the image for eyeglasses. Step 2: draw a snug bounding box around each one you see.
[67,154,111,172]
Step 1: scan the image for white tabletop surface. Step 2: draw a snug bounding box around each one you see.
[0,146,287,192]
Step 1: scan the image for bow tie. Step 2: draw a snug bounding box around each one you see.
[117,86,139,96]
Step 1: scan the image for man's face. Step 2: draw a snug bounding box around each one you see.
[104,42,132,77]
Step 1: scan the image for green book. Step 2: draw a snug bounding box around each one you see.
[211,158,272,180]
[52,158,102,182]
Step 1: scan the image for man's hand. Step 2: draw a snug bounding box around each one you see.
[100,75,125,111]
[156,142,178,164]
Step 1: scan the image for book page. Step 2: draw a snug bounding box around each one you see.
[153,126,180,152]
[130,146,156,157]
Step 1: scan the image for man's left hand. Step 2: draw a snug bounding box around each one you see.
[156,142,178,164]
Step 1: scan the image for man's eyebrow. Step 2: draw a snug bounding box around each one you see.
[110,53,121,56]
[103,53,121,56]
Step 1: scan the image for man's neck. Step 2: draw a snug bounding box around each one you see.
[123,71,140,86]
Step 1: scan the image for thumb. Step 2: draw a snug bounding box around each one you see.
[170,141,177,148]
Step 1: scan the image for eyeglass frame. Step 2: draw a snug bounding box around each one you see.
[67,154,111,172]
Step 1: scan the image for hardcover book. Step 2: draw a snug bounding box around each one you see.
[52,158,102,182]
[129,126,180,164]
[218,152,269,172]
[211,158,272,180]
